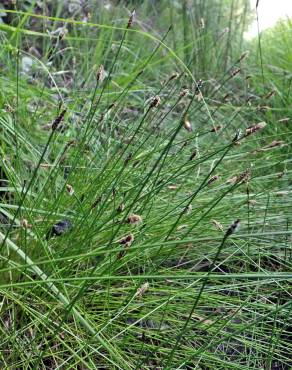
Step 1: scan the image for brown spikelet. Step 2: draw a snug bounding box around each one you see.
[119,233,134,245]
[180,88,189,97]
[211,125,222,133]
[127,214,142,225]
[189,150,197,161]
[237,169,251,183]
[227,170,250,185]
[60,155,67,164]
[277,171,286,178]
[222,94,230,102]
[52,109,66,131]
[64,139,77,150]
[21,219,32,229]
[195,79,203,93]
[96,64,105,83]
[237,51,249,63]
[232,129,242,143]
[136,282,149,297]
[245,121,266,136]
[278,118,290,124]
[176,224,188,231]
[123,136,135,144]
[168,185,177,190]
[183,116,192,132]
[168,72,179,82]
[264,90,276,99]
[150,96,161,108]
[184,204,192,215]
[66,184,74,196]
[107,103,115,111]
[127,9,135,28]
[256,105,270,112]
[207,175,219,186]
[230,68,241,78]
[4,103,14,113]
[136,69,144,78]
[91,196,102,209]
[118,233,134,259]
[118,250,126,259]
[258,140,286,152]
[98,113,105,123]
[40,163,50,169]
[225,219,240,236]
[196,91,203,101]
[124,152,133,165]
[211,219,224,231]
[117,203,125,213]
[226,176,238,185]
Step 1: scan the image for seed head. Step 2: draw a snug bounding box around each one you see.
[237,50,249,63]
[64,139,77,150]
[136,282,149,297]
[226,176,238,185]
[4,103,14,113]
[150,96,161,108]
[127,214,142,225]
[176,224,188,231]
[222,94,230,102]
[256,105,270,112]
[189,150,197,161]
[211,219,223,231]
[127,9,135,29]
[117,203,125,213]
[52,109,66,131]
[66,184,74,196]
[211,125,222,133]
[225,219,240,237]
[184,204,192,215]
[21,218,31,229]
[96,64,105,83]
[118,233,134,259]
[278,118,289,124]
[180,88,189,97]
[232,129,242,143]
[91,196,102,209]
[207,175,219,186]
[119,233,134,246]
[183,116,192,132]
[264,90,276,99]
[245,121,266,136]
[124,152,133,165]
[195,79,203,93]
[168,72,179,82]
[107,103,115,112]
[256,140,286,152]
[237,169,251,183]
[230,68,241,78]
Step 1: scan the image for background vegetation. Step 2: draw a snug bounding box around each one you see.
[0,0,291,368]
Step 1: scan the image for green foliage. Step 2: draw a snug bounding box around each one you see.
[0,1,291,369]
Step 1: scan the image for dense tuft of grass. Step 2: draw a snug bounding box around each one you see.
[0,1,291,369]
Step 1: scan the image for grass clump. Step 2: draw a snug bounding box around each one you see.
[0,1,291,369]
